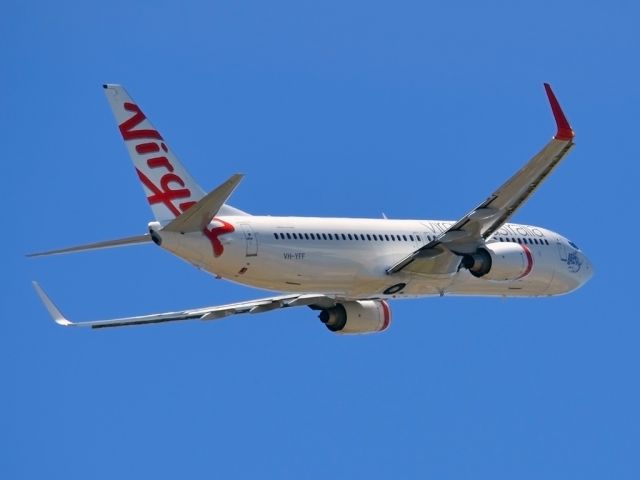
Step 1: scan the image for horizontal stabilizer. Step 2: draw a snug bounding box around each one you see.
[27,234,152,257]
[162,174,244,233]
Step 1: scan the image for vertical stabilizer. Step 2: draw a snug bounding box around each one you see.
[103,84,206,223]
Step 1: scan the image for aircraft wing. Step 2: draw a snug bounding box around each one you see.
[33,282,336,329]
[388,83,575,275]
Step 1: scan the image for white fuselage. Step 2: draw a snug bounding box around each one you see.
[156,216,593,299]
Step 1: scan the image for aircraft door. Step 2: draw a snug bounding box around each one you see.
[240,224,258,257]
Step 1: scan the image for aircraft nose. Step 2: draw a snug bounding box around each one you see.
[549,249,594,294]
[581,253,595,283]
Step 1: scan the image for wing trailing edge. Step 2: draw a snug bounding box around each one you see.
[32,282,336,329]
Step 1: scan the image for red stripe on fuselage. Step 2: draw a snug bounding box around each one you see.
[380,300,392,331]
[202,218,235,257]
[519,244,534,279]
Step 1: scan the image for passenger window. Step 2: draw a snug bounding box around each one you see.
[341,234,346,240]
[348,234,353,240]
[286,233,291,239]
[403,235,408,241]
[366,234,372,241]
[409,235,414,241]
[372,234,378,241]
[360,234,366,240]
[322,233,328,240]
[385,235,390,241]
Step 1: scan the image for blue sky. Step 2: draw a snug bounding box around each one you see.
[2,0,639,478]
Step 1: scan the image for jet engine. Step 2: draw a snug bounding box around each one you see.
[318,300,391,335]
[461,242,534,281]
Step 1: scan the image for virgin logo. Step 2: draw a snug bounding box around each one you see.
[119,102,196,217]
[119,102,234,257]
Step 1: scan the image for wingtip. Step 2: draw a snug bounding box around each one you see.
[544,83,575,141]
[32,281,73,326]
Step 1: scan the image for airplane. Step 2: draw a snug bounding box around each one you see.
[30,83,593,334]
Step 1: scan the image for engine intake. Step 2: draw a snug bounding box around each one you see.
[462,242,534,282]
[319,300,391,335]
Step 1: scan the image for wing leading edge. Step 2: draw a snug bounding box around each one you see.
[388,83,575,275]
[33,282,336,329]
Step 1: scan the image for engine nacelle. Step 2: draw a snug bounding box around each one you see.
[318,300,391,335]
[462,242,534,282]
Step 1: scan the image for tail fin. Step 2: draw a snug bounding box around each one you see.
[103,84,248,222]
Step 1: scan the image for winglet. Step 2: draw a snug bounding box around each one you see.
[32,282,73,326]
[544,83,574,141]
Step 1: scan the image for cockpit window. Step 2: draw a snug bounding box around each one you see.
[568,241,580,250]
